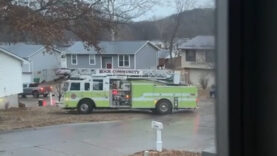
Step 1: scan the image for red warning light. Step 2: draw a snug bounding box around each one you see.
[112,89,118,95]
[42,100,47,106]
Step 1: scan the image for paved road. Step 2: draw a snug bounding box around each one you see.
[0,100,215,156]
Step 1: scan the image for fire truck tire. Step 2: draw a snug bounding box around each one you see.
[156,99,172,114]
[78,99,93,114]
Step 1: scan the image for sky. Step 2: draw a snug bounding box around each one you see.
[133,0,215,22]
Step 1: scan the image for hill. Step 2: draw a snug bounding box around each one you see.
[0,8,215,42]
[115,8,215,41]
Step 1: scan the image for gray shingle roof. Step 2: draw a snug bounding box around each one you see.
[179,36,215,49]
[63,41,151,55]
[0,41,159,57]
[0,43,44,58]
[0,47,26,62]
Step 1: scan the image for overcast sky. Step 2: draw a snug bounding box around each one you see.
[133,0,215,22]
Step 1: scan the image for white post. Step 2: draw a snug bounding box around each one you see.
[152,121,163,152]
[49,92,53,106]
[156,129,162,152]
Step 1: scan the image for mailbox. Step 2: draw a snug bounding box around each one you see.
[152,121,163,129]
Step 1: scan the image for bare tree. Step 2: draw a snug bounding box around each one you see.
[0,0,112,48]
[100,0,160,40]
[161,0,196,69]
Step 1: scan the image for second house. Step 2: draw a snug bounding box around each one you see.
[61,41,159,70]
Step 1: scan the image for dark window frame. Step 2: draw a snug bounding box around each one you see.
[70,82,80,91]
[186,50,196,62]
[118,55,130,67]
[93,79,103,91]
[71,54,78,65]
[84,83,90,91]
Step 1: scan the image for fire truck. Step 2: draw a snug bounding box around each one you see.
[60,69,198,114]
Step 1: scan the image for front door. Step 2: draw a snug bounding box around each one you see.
[102,57,112,69]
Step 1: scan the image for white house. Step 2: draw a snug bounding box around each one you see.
[0,47,25,109]
[0,43,62,83]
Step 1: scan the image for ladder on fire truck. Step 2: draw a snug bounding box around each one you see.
[69,68,181,84]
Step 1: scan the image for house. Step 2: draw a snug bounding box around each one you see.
[0,43,62,83]
[157,49,182,69]
[0,47,25,109]
[0,46,31,83]
[177,35,215,88]
[61,41,159,70]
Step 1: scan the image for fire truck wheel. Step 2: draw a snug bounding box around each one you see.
[78,100,93,114]
[156,99,172,114]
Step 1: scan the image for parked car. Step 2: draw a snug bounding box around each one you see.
[210,84,216,98]
[20,83,52,98]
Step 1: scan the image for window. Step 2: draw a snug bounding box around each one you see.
[70,83,80,91]
[29,83,38,87]
[206,50,215,62]
[71,54,77,65]
[84,83,90,91]
[93,79,103,90]
[89,55,95,65]
[118,55,130,67]
[186,50,196,62]
[23,84,28,88]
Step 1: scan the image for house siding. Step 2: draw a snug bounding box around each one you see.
[30,50,61,82]
[22,61,31,72]
[30,50,61,72]
[22,74,32,84]
[135,44,158,69]
[66,54,101,69]
[67,54,135,69]
[180,50,215,69]
[180,68,215,88]
[113,55,134,69]
[0,52,23,97]
[28,51,61,82]
[0,51,22,109]
[178,49,215,88]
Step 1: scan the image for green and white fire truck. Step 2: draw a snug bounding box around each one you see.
[60,69,198,114]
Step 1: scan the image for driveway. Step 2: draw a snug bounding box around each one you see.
[0,99,215,156]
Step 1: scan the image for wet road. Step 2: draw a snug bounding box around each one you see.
[0,99,215,156]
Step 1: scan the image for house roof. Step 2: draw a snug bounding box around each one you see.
[0,47,26,62]
[62,41,159,55]
[158,49,170,58]
[179,36,215,50]
[0,43,44,58]
[0,43,61,58]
